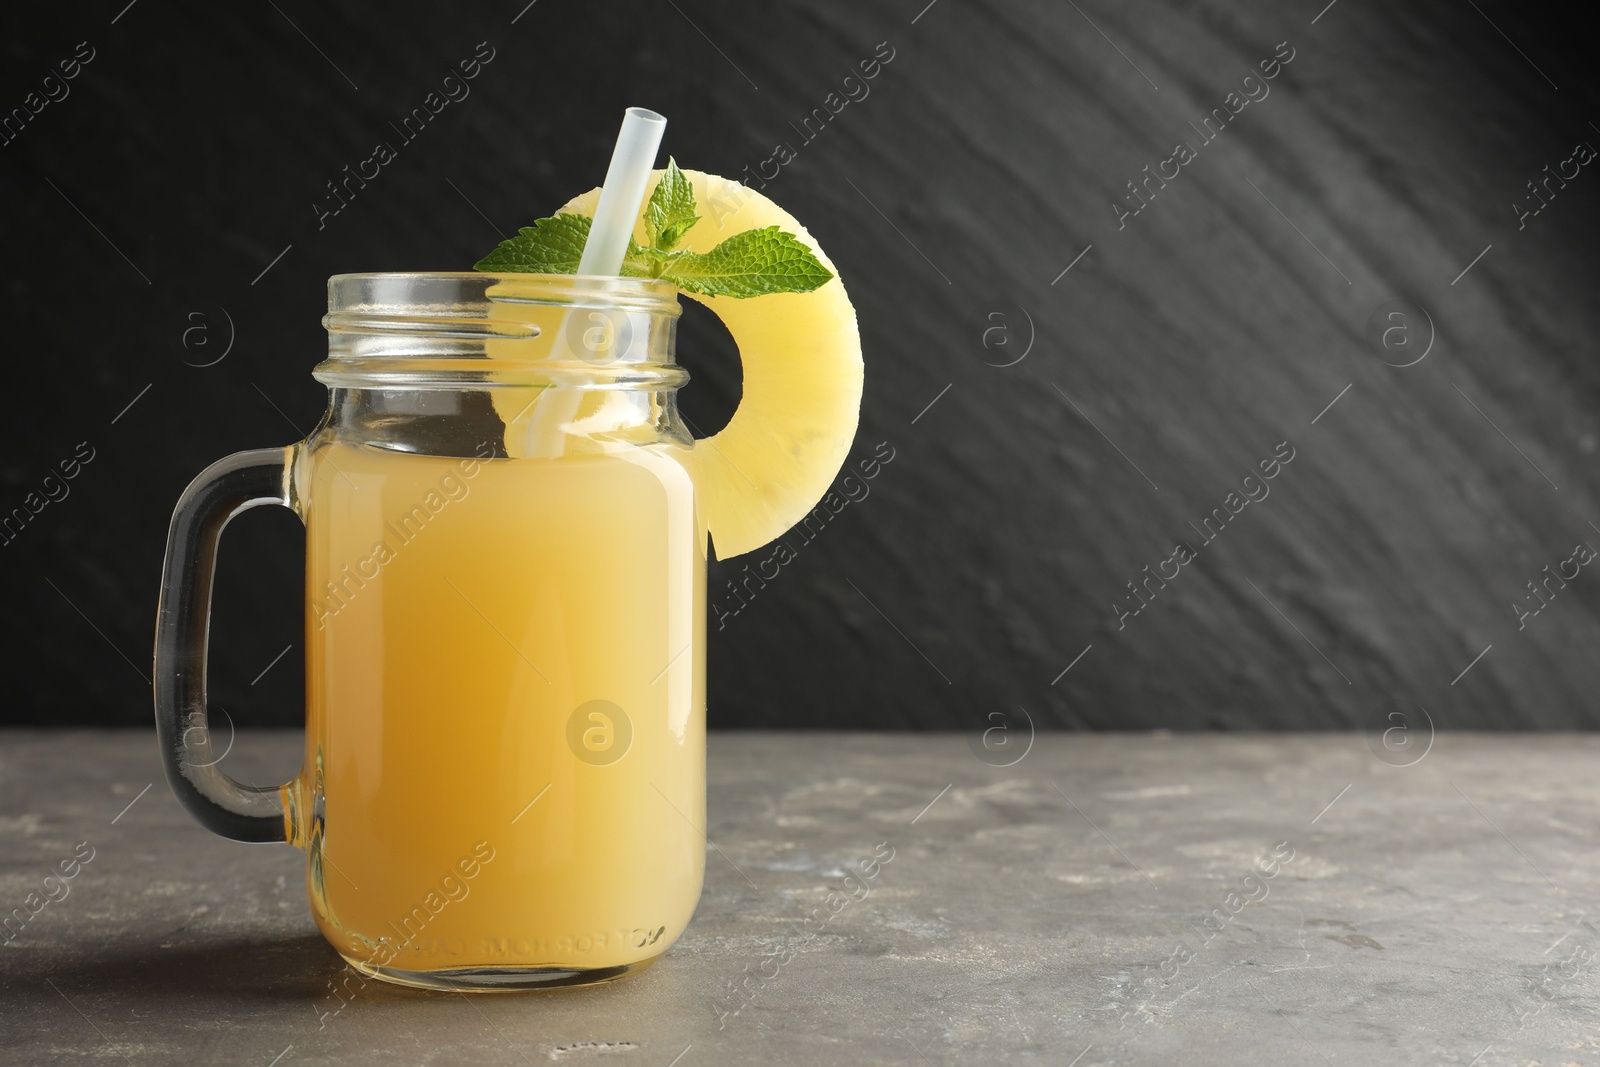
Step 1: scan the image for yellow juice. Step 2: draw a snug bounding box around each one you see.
[296,437,705,979]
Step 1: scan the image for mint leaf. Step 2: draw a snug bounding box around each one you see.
[645,158,699,251]
[659,227,833,298]
[474,214,592,274]
[657,216,699,251]
[475,213,658,277]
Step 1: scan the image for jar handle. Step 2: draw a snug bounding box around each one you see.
[153,447,298,843]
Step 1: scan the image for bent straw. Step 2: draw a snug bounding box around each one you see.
[521,108,667,457]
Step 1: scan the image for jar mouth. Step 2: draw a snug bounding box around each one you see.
[327,272,682,315]
[316,272,685,390]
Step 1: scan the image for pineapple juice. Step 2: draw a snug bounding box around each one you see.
[298,439,705,976]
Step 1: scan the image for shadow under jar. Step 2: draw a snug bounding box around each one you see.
[154,273,706,990]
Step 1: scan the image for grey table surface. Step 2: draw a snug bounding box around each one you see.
[2,730,1598,1066]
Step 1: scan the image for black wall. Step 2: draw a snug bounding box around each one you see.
[3,1,1598,730]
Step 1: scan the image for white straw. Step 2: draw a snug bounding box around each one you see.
[518,108,667,458]
[578,107,667,276]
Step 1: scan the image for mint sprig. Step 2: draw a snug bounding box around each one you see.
[474,157,833,298]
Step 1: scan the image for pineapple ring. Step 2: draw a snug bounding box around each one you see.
[560,170,863,560]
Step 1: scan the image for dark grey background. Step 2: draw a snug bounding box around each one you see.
[3,0,1597,730]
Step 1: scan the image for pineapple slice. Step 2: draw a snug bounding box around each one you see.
[558,170,863,560]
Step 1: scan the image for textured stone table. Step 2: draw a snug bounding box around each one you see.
[3,731,1598,1065]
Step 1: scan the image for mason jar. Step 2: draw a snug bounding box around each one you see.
[154,273,706,990]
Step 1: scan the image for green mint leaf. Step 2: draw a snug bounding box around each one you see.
[474,213,592,273]
[660,226,833,298]
[656,216,700,250]
[645,157,699,251]
[476,212,659,277]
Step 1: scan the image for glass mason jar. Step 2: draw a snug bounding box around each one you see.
[153,273,706,990]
